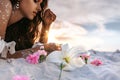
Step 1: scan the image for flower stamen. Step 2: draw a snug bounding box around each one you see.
[63,57,70,63]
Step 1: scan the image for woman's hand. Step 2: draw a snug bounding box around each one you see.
[44,43,61,54]
[42,9,56,26]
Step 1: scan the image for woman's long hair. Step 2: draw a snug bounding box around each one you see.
[5,0,48,51]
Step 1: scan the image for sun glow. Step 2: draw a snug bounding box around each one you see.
[47,21,118,51]
[48,21,87,44]
[48,29,57,43]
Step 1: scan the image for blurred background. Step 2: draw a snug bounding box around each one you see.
[47,0,120,51]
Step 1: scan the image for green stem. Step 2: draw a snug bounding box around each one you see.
[59,63,63,80]
[85,58,88,64]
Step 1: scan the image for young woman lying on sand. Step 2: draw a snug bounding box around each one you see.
[0,0,60,59]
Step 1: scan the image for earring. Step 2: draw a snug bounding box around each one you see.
[14,0,20,10]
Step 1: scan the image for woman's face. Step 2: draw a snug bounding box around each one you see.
[19,0,43,20]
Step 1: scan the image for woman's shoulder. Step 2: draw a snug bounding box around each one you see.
[0,0,12,39]
[0,0,12,18]
[0,0,12,22]
[0,0,12,10]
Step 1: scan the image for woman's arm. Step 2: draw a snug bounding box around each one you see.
[40,9,56,43]
[0,0,12,39]
[6,46,40,59]
[6,43,61,59]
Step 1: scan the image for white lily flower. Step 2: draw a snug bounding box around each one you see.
[46,44,85,71]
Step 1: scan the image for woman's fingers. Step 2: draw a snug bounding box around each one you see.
[42,9,56,25]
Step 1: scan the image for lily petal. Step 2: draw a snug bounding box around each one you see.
[63,63,76,71]
[46,51,62,64]
[70,57,85,68]
[69,47,86,58]
[61,44,69,53]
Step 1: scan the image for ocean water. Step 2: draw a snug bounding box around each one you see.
[48,0,120,51]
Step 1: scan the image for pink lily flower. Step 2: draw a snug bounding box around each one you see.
[91,59,102,66]
[12,75,30,80]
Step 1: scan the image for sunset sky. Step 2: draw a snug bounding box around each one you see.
[48,0,120,51]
